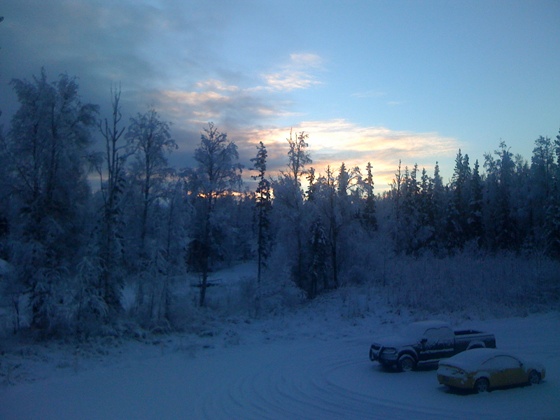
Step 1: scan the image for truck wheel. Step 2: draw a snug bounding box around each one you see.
[397,355,416,372]
[474,378,489,393]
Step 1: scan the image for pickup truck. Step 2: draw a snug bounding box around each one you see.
[369,320,496,372]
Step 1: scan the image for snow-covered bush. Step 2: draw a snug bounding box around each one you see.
[380,251,560,318]
[339,285,374,319]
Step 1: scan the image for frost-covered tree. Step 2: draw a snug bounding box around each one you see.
[0,115,9,252]
[306,163,362,290]
[94,87,131,313]
[306,167,317,201]
[337,162,350,197]
[392,164,423,254]
[308,218,328,299]
[272,130,311,290]
[187,122,242,306]
[431,161,447,251]
[286,130,312,186]
[529,136,556,249]
[468,159,484,246]
[3,69,98,331]
[140,176,189,325]
[446,150,472,251]
[484,141,517,251]
[542,131,560,257]
[417,167,435,249]
[360,162,378,232]
[251,141,272,284]
[126,108,176,255]
[389,160,404,252]
[316,166,338,288]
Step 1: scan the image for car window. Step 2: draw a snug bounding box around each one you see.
[482,356,521,370]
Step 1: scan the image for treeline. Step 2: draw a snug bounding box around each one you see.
[0,70,559,338]
[387,138,560,257]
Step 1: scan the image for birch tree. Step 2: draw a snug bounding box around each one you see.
[95,87,130,313]
[126,108,176,255]
[189,122,242,306]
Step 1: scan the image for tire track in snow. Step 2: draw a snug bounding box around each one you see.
[1,314,558,419]
[195,338,484,419]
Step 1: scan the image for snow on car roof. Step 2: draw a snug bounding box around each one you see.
[440,348,511,370]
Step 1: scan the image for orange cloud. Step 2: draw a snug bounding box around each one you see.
[237,119,460,191]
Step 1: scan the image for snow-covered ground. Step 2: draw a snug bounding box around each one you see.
[1,266,559,419]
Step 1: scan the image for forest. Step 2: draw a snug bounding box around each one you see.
[0,70,559,339]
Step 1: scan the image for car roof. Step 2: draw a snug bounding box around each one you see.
[442,348,515,370]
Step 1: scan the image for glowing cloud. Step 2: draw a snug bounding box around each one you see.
[237,119,460,191]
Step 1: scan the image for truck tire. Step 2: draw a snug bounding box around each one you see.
[397,355,416,372]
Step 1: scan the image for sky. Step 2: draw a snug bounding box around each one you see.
[1,0,559,190]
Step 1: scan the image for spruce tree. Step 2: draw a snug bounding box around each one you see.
[250,141,272,283]
[361,162,378,232]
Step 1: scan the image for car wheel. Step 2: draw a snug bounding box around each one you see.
[474,378,490,393]
[528,370,541,385]
[397,355,415,372]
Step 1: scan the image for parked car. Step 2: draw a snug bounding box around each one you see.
[369,320,496,372]
[437,348,546,393]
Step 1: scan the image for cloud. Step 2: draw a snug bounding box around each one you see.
[234,119,461,190]
[194,79,240,93]
[260,53,324,92]
[153,52,324,130]
[157,80,296,130]
[0,0,235,120]
[263,72,321,92]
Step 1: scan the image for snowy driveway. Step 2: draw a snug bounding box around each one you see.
[1,313,559,419]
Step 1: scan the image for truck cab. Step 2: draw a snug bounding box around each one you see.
[369,320,496,371]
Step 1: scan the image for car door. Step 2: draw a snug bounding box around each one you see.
[482,356,526,387]
[419,327,455,362]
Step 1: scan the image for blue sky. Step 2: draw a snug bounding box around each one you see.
[1,0,559,189]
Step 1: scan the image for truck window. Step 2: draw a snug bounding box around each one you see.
[424,327,454,346]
